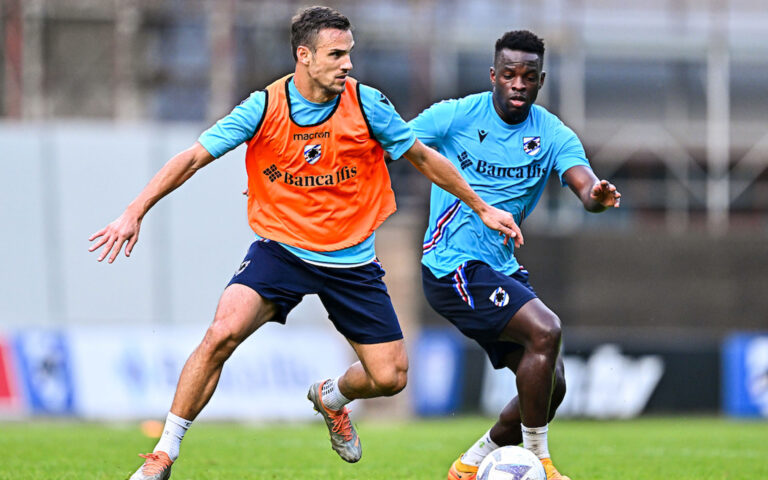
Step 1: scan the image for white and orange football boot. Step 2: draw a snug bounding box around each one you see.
[447,455,479,480]
[307,380,362,463]
[541,457,571,480]
[129,451,173,480]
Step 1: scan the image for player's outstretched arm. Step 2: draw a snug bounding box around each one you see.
[563,165,621,212]
[88,142,215,263]
[402,139,524,248]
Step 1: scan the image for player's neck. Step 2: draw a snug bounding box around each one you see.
[293,69,339,104]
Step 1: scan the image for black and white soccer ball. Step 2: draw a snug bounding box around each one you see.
[477,446,546,480]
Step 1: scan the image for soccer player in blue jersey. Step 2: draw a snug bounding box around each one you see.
[414,31,620,480]
[89,7,523,480]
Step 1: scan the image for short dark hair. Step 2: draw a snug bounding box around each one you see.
[291,6,351,61]
[494,30,545,65]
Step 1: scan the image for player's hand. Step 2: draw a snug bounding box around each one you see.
[88,210,142,263]
[590,179,621,208]
[480,207,524,248]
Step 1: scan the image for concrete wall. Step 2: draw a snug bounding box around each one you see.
[1,122,256,328]
[515,232,768,342]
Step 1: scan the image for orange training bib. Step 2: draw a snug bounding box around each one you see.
[244,75,397,251]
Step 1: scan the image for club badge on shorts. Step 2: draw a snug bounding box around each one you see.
[523,136,541,156]
[490,287,510,307]
[235,260,250,275]
[304,144,322,164]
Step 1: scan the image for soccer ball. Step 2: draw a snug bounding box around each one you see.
[476,446,546,480]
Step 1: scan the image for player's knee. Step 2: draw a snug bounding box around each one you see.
[201,322,241,361]
[371,364,408,396]
[376,373,407,396]
[529,313,562,355]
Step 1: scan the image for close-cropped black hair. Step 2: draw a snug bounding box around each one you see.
[494,30,545,65]
[291,6,351,61]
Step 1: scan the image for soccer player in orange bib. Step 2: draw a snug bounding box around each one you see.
[88,6,522,480]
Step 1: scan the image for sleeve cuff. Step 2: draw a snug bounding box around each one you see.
[386,134,417,162]
[197,136,223,159]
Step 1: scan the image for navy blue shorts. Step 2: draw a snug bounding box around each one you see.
[421,261,538,368]
[228,239,403,344]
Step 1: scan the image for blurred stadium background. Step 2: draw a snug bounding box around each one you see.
[1,0,767,427]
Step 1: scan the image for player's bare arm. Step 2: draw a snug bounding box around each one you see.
[563,164,621,212]
[88,141,215,263]
[402,139,524,248]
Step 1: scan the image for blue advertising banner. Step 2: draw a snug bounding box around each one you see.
[13,330,75,415]
[722,333,768,418]
[411,328,464,416]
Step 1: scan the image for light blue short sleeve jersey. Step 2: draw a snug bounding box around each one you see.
[197,78,416,266]
[413,93,591,277]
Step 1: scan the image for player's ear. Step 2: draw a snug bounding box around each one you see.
[539,71,546,88]
[490,66,496,85]
[296,45,312,66]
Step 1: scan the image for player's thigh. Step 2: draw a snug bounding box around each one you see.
[228,240,317,325]
[498,297,561,347]
[207,283,278,344]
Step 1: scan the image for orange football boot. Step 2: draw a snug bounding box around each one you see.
[541,457,571,480]
[447,455,479,480]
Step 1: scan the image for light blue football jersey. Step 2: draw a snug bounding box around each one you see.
[412,92,591,278]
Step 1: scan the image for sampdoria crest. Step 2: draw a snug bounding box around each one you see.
[523,136,541,156]
[304,144,322,164]
[489,287,510,307]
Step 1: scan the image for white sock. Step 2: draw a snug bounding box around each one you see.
[321,376,351,411]
[153,412,192,462]
[521,424,550,459]
[460,429,500,466]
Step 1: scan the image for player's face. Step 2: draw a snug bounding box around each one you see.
[304,28,354,100]
[490,49,545,124]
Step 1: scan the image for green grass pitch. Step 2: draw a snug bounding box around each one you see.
[1,417,766,479]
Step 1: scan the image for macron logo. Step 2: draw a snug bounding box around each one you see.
[293,131,330,141]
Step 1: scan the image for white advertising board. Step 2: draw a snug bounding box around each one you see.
[67,322,351,420]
